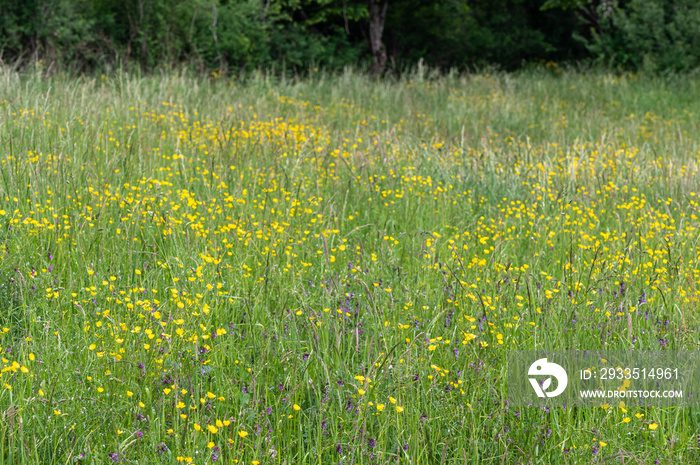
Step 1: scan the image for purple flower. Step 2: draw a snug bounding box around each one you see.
[368,438,375,448]
[109,453,119,463]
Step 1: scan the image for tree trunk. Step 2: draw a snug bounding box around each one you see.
[368,0,389,75]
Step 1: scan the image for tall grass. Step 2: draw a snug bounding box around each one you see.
[0,66,699,463]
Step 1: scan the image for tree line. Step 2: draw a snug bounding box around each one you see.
[1,0,699,74]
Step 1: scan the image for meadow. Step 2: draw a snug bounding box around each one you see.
[1,66,700,463]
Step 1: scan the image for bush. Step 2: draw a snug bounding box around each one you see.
[581,0,700,72]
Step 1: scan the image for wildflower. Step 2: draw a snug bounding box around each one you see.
[639,291,647,304]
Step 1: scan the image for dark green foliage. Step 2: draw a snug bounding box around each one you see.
[579,0,700,72]
[385,0,585,70]
[0,0,699,73]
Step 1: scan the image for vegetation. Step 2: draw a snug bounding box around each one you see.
[1,0,700,74]
[1,67,700,463]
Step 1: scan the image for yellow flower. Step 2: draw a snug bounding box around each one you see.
[163,388,171,395]
[396,406,404,413]
[622,417,630,423]
[358,389,365,395]
[207,425,218,434]
[127,391,133,397]
[293,404,301,411]
[376,403,385,412]
[649,423,658,430]
[207,441,215,448]
[238,430,248,438]
[599,442,607,447]
[389,396,397,404]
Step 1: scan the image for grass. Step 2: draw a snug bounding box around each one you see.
[1,65,700,463]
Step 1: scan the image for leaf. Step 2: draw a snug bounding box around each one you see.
[541,378,552,391]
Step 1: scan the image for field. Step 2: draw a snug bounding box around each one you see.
[1,67,700,464]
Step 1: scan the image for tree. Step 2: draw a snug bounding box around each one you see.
[368,0,388,74]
